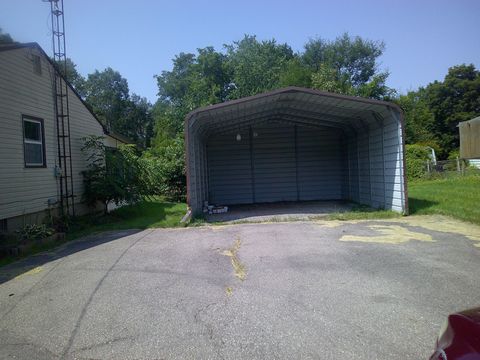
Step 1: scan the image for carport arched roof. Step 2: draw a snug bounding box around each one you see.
[185,86,405,139]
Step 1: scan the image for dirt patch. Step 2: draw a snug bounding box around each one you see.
[340,224,434,244]
[391,216,480,244]
[221,238,247,281]
[332,215,480,246]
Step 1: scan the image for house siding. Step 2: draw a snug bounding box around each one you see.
[0,46,106,222]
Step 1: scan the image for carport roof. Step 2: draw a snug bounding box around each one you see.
[185,87,404,138]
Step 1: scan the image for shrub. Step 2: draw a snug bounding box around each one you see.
[405,144,430,180]
[148,137,186,202]
[16,224,54,241]
[81,136,165,214]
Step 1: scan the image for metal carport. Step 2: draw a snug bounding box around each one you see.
[185,87,408,216]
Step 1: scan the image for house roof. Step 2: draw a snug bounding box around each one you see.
[106,131,133,144]
[0,42,111,136]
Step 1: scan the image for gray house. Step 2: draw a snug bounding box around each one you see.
[185,87,408,215]
[0,42,127,231]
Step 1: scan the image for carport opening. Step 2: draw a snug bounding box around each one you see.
[185,87,407,217]
[207,121,349,206]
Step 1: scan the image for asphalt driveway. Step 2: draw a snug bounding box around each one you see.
[1,216,479,359]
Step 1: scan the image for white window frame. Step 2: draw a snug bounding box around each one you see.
[23,116,46,168]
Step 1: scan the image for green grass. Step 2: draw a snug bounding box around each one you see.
[67,199,187,240]
[326,204,400,221]
[408,175,480,225]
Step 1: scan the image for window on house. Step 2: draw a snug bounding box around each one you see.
[23,116,46,167]
[32,55,42,75]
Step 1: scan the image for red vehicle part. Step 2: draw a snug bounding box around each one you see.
[430,307,480,360]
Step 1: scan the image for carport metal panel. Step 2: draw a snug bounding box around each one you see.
[185,87,408,216]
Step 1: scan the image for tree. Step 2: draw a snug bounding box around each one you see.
[0,28,14,44]
[396,89,436,146]
[278,57,312,88]
[82,68,154,147]
[395,64,480,158]
[148,136,186,201]
[225,35,294,99]
[122,94,154,147]
[83,67,130,131]
[81,135,125,214]
[424,64,480,157]
[305,33,394,100]
[53,57,85,95]
[156,48,230,110]
[81,136,162,214]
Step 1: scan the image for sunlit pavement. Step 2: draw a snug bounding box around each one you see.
[1,216,479,359]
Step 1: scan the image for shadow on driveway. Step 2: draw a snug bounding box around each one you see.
[206,200,352,223]
[0,229,142,285]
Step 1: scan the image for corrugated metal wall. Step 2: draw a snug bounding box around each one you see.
[345,118,405,213]
[207,122,345,205]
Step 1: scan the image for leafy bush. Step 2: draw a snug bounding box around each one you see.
[81,136,165,214]
[147,137,186,202]
[405,144,430,180]
[81,136,125,214]
[16,224,54,241]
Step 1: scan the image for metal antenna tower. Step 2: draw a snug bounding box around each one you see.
[45,0,75,217]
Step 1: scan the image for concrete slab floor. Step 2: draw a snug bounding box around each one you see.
[205,200,353,223]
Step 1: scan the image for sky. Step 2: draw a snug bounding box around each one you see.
[1,0,479,103]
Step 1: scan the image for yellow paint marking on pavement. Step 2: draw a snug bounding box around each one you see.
[340,224,434,244]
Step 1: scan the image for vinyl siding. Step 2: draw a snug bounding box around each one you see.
[0,46,105,220]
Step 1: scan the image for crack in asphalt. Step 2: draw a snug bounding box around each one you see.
[61,229,154,359]
[193,301,225,359]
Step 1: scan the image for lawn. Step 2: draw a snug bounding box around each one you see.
[408,175,480,225]
[67,199,187,240]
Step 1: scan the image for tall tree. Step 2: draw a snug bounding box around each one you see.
[396,89,437,146]
[278,57,312,88]
[83,67,130,131]
[122,94,153,147]
[396,64,480,158]
[305,33,394,99]
[53,57,85,95]
[225,35,294,98]
[424,64,480,157]
[154,47,231,147]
